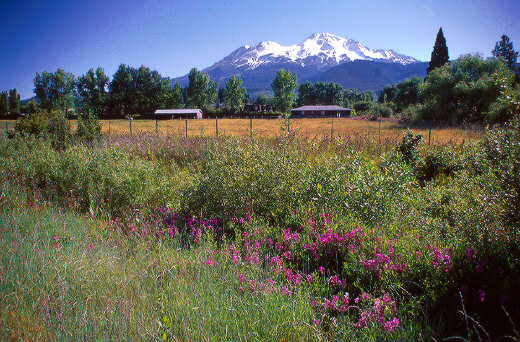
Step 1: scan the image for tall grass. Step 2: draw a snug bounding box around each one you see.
[0,125,518,340]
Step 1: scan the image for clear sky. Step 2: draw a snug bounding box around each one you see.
[1,0,519,99]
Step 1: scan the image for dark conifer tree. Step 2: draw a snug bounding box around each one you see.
[427,27,449,75]
[492,35,519,72]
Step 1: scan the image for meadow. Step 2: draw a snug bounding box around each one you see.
[0,118,518,341]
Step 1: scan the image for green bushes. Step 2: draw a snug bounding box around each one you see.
[15,110,72,149]
[0,135,181,218]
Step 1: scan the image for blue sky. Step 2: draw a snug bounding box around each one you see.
[1,0,519,99]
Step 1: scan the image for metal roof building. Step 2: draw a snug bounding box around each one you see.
[291,105,352,118]
[154,109,203,119]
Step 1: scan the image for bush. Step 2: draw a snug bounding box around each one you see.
[370,103,393,118]
[76,113,102,143]
[15,110,72,150]
[395,130,423,166]
[352,101,373,113]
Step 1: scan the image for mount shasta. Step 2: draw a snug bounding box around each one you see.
[172,33,428,94]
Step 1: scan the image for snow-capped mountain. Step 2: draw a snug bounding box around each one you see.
[172,33,425,93]
[220,32,417,71]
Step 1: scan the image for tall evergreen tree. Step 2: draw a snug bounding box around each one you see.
[492,35,519,72]
[427,27,450,75]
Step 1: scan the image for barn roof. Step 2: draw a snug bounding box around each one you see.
[154,109,202,115]
[291,105,352,111]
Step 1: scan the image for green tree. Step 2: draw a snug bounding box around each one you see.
[0,91,8,115]
[223,76,246,113]
[107,64,171,115]
[271,69,298,114]
[107,64,134,115]
[8,89,21,115]
[34,69,76,113]
[343,88,363,108]
[492,34,519,72]
[77,67,109,117]
[297,81,315,106]
[427,27,449,75]
[187,68,218,108]
[254,93,269,106]
[165,83,184,109]
[420,54,513,123]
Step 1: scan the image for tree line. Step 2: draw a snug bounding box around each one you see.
[2,30,518,124]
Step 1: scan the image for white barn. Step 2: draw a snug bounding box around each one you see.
[154,109,203,119]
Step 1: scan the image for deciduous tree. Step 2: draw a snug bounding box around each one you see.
[223,76,246,113]
[8,89,21,115]
[77,67,109,117]
[34,69,76,113]
[187,68,218,108]
[271,69,298,114]
[0,91,8,115]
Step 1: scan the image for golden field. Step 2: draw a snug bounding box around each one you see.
[1,118,483,146]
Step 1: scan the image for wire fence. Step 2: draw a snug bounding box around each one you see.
[1,118,484,146]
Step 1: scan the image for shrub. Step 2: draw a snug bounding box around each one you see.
[395,130,423,166]
[15,110,71,150]
[76,113,102,143]
[370,103,393,118]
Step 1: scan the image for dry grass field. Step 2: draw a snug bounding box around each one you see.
[1,117,483,146]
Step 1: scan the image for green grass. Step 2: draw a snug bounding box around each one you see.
[0,126,518,340]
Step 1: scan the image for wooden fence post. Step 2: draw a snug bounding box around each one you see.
[331,118,334,141]
[216,118,218,137]
[108,120,111,134]
[185,119,188,138]
[250,118,253,138]
[379,120,382,155]
[129,120,132,134]
[429,120,432,145]
[156,117,158,134]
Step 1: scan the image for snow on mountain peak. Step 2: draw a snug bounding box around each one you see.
[217,33,418,71]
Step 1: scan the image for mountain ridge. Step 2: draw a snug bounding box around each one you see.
[171,33,425,93]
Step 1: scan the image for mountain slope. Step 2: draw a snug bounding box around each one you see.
[171,33,423,93]
[305,60,428,91]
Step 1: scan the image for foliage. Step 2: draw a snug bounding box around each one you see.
[77,67,109,117]
[8,88,21,115]
[166,83,184,109]
[34,69,76,112]
[223,76,246,113]
[395,129,423,166]
[1,123,520,339]
[379,77,422,112]
[420,54,514,123]
[76,113,102,143]
[369,103,393,118]
[14,110,71,150]
[492,34,519,72]
[297,81,344,106]
[187,68,218,109]
[0,91,8,115]
[271,69,298,114]
[254,92,270,106]
[427,27,449,75]
[352,100,373,113]
[107,64,172,116]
